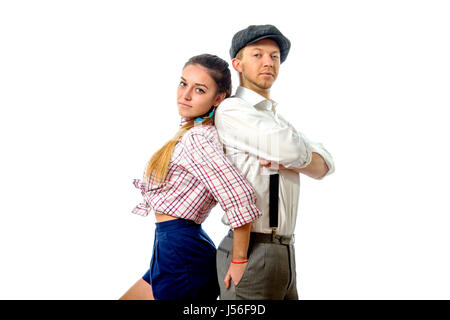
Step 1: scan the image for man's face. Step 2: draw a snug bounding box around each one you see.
[236,38,281,92]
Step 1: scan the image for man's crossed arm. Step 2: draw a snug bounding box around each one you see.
[260,152,330,179]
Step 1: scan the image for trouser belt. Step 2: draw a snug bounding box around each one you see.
[227,230,294,245]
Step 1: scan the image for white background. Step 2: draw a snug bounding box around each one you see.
[1,0,449,299]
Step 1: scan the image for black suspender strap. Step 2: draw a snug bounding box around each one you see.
[269,173,279,228]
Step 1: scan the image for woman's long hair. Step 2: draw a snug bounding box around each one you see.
[143,54,232,184]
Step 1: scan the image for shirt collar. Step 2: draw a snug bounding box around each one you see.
[179,117,192,127]
[235,86,278,111]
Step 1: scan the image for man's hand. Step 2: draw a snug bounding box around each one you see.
[259,153,329,179]
[259,159,284,170]
[224,261,248,289]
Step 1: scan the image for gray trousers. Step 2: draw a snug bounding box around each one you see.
[216,230,298,300]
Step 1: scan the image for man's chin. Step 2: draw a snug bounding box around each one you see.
[257,81,274,90]
[243,77,275,91]
[256,77,276,89]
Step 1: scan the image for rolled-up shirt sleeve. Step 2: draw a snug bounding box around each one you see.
[297,130,335,178]
[183,129,262,229]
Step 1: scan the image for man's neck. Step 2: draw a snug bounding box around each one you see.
[240,83,271,100]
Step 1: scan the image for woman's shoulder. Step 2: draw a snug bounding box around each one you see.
[181,125,221,147]
[184,124,217,139]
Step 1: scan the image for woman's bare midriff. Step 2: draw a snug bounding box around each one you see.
[155,211,179,222]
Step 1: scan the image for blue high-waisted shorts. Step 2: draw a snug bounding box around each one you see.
[142,219,219,300]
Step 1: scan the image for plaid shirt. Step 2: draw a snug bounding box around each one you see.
[131,122,261,229]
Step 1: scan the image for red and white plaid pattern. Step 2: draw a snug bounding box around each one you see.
[132,124,261,229]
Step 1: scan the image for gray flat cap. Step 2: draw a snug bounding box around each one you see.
[230,24,291,63]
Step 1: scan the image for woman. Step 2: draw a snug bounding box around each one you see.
[120,54,262,300]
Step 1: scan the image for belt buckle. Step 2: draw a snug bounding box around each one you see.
[271,228,277,241]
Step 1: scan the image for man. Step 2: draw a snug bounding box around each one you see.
[215,24,335,300]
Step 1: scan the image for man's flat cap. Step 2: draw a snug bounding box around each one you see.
[230,24,291,63]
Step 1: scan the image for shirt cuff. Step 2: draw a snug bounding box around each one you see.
[280,140,313,169]
[310,143,335,179]
[131,203,151,217]
[225,204,262,229]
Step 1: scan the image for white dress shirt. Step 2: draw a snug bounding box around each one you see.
[215,86,335,236]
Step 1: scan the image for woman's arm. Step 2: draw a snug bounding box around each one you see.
[183,128,262,228]
[183,127,262,286]
[224,222,252,288]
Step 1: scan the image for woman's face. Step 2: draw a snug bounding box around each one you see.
[177,64,224,119]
